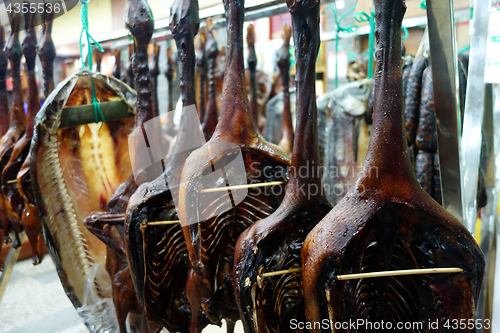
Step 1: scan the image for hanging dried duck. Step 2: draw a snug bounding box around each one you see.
[277,24,293,157]
[1,11,41,264]
[177,0,290,329]
[233,0,332,331]
[14,8,57,266]
[0,13,25,248]
[124,0,210,331]
[302,1,484,331]
[201,23,218,141]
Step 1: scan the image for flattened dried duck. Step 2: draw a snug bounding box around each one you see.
[302,1,484,331]
[233,1,332,331]
[1,11,41,263]
[178,0,290,329]
[0,14,25,248]
[30,70,136,330]
[201,23,219,141]
[124,0,209,331]
[277,24,293,157]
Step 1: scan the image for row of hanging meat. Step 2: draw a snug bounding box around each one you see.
[0,0,485,332]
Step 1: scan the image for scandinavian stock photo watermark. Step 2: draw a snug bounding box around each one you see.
[128,105,378,226]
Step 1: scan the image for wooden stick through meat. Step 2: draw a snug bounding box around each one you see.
[259,267,464,279]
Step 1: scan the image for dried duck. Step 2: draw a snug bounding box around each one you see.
[233,0,332,331]
[14,9,57,265]
[201,23,219,141]
[178,0,290,329]
[124,0,209,331]
[302,1,484,331]
[30,62,136,332]
[277,24,293,157]
[1,11,40,264]
[0,14,25,248]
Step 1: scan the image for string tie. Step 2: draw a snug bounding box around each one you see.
[79,0,106,123]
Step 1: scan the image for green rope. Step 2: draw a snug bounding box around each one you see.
[323,0,358,88]
[354,10,375,80]
[79,0,105,123]
[401,26,409,40]
[459,45,471,54]
[419,1,426,10]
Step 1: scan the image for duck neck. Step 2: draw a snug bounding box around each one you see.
[365,0,409,175]
[285,0,321,200]
[213,0,256,142]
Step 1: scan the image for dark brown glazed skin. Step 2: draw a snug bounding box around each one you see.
[415,152,433,195]
[415,66,436,152]
[277,24,293,157]
[196,29,206,122]
[0,14,25,247]
[301,1,484,332]
[178,0,290,329]
[233,1,332,331]
[247,24,259,132]
[202,26,218,141]
[124,0,210,331]
[113,49,122,79]
[404,54,427,145]
[150,43,161,118]
[1,11,41,264]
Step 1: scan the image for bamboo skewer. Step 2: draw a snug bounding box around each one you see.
[146,220,181,226]
[6,179,30,184]
[200,181,284,193]
[259,267,464,279]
